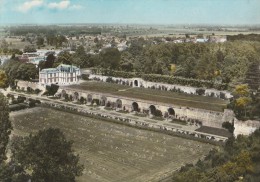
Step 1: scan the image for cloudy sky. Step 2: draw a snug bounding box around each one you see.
[0,0,259,25]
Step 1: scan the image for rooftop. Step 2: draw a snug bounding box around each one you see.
[40,64,80,73]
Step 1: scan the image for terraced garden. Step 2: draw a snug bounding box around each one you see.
[67,81,228,112]
[11,107,213,182]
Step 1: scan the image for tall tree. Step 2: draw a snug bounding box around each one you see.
[100,48,121,69]
[245,61,260,90]
[0,70,8,88]
[13,128,83,182]
[0,93,12,162]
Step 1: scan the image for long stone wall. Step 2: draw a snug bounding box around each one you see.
[57,87,235,129]
[41,101,228,142]
[88,74,233,99]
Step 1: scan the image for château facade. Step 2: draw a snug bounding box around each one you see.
[39,64,81,86]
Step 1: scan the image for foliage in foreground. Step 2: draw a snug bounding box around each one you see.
[0,101,84,182]
[172,129,260,182]
[0,93,11,162]
[10,128,84,182]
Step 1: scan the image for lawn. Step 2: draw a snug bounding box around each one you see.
[11,107,213,182]
[68,81,228,112]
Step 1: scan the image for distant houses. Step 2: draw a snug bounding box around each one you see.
[39,64,81,86]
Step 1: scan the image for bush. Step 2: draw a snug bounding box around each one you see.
[45,84,59,96]
[196,88,205,95]
[81,74,89,80]
[79,97,86,104]
[222,121,234,133]
[106,77,114,83]
[154,109,163,117]
[17,96,26,103]
[220,92,226,99]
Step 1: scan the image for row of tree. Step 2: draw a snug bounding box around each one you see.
[54,40,260,89]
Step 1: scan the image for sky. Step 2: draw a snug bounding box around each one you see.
[0,0,259,25]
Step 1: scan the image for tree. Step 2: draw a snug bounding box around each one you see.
[0,70,8,88]
[175,56,196,78]
[13,128,84,182]
[23,45,36,53]
[232,84,252,118]
[16,63,38,80]
[0,93,12,162]
[45,84,59,96]
[245,61,260,90]
[45,54,55,68]
[100,48,121,69]
[73,46,90,68]
[55,51,73,66]
[36,37,44,46]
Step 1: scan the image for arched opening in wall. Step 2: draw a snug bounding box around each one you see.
[106,101,111,108]
[91,99,100,106]
[116,99,122,108]
[149,105,156,115]
[134,80,139,87]
[61,90,66,98]
[79,96,86,104]
[168,108,175,116]
[100,96,107,106]
[74,92,79,100]
[87,94,92,103]
[132,102,139,112]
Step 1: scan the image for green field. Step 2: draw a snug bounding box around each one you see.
[11,107,213,182]
[68,81,228,112]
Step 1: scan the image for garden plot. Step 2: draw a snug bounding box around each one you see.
[69,81,228,112]
[10,107,213,182]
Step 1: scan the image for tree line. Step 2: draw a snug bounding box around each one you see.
[63,40,260,89]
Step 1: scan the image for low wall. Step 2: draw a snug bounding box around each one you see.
[16,80,45,91]
[88,74,232,99]
[234,119,260,137]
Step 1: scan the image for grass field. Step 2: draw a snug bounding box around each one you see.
[68,81,228,112]
[11,107,213,182]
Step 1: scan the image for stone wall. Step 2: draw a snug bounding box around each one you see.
[57,87,235,129]
[234,119,260,137]
[41,101,228,142]
[16,80,45,91]
[88,74,232,99]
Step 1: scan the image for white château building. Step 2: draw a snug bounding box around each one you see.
[39,64,81,86]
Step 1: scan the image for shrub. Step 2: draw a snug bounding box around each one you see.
[46,84,59,96]
[222,121,234,133]
[81,74,89,80]
[196,88,205,95]
[154,109,163,117]
[106,77,114,83]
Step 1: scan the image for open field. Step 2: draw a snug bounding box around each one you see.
[11,107,213,182]
[68,81,228,112]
